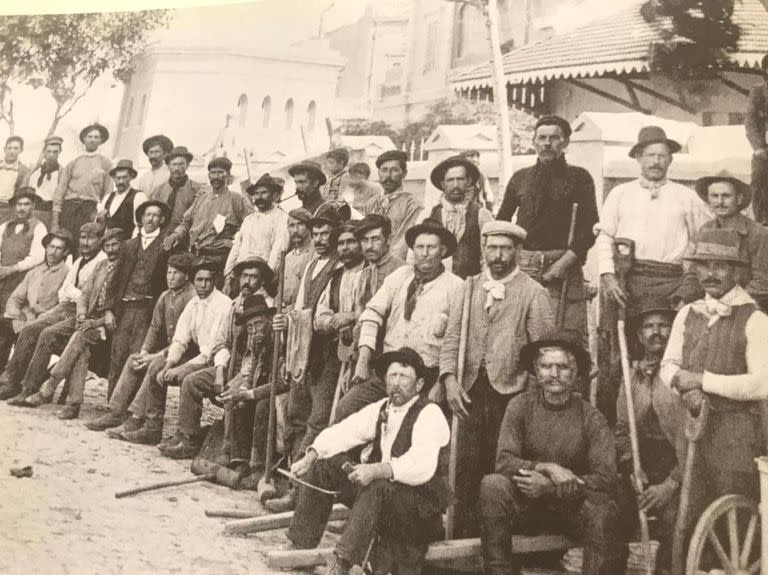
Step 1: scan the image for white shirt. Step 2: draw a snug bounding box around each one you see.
[140,227,161,250]
[167,288,232,365]
[0,219,47,272]
[98,188,148,218]
[595,178,711,275]
[660,285,768,400]
[311,396,450,486]
[58,250,108,305]
[292,256,340,312]
[224,206,289,277]
[136,164,170,197]
[26,165,59,202]
[314,262,364,332]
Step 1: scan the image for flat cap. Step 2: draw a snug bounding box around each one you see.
[208,156,233,172]
[167,252,196,272]
[481,221,527,242]
[44,135,63,147]
[79,222,105,237]
[375,150,408,169]
[288,207,313,223]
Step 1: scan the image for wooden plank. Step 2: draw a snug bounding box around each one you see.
[223,504,348,535]
[205,509,261,519]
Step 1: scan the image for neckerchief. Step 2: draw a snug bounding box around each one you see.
[441,198,467,243]
[481,267,519,310]
[403,264,444,320]
[37,161,60,187]
[639,176,668,200]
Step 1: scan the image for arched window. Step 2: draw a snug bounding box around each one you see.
[285,98,294,129]
[306,100,317,131]
[137,94,147,125]
[124,97,134,127]
[262,96,272,128]
[237,93,249,128]
[456,3,484,60]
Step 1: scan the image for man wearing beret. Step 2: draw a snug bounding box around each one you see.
[25,135,63,228]
[97,159,148,236]
[439,221,555,536]
[53,123,112,247]
[136,134,173,197]
[150,145,204,232]
[364,150,422,260]
[427,155,493,279]
[322,148,350,201]
[746,54,768,224]
[498,115,599,344]
[164,156,252,282]
[289,161,326,216]
[0,136,30,221]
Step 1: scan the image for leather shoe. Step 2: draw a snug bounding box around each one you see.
[7,392,29,406]
[161,438,202,459]
[57,405,80,420]
[105,416,144,438]
[264,488,296,514]
[0,383,21,401]
[86,412,127,432]
[121,425,162,445]
[158,430,183,452]
[23,390,54,407]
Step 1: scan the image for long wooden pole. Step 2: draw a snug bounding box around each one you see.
[115,473,216,499]
[557,203,579,329]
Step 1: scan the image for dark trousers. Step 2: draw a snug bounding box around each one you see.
[59,199,97,254]
[49,328,101,405]
[108,300,154,399]
[139,360,206,431]
[0,319,17,373]
[289,454,443,571]
[479,474,627,575]
[455,370,516,537]
[752,153,768,224]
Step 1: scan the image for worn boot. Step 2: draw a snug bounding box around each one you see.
[57,404,80,420]
[0,383,20,401]
[161,437,203,459]
[22,388,54,407]
[105,416,144,438]
[264,487,297,514]
[157,429,183,452]
[326,555,352,575]
[121,424,163,446]
[86,411,126,432]
[6,391,29,406]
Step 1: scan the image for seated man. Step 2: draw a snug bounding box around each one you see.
[479,333,626,575]
[287,347,450,575]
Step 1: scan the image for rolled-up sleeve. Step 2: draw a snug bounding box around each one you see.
[660,305,691,389]
[311,400,381,459]
[389,404,450,486]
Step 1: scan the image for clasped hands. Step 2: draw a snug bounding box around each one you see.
[514,462,583,499]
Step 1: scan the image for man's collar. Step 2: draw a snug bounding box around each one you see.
[46,260,66,272]
[638,175,668,189]
[387,394,419,414]
[0,159,19,169]
[711,284,754,307]
[83,150,100,157]
[344,260,365,273]
[441,197,468,209]
[141,227,161,240]
[373,251,394,268]
[257,205,276,214]
[484,266,520,285]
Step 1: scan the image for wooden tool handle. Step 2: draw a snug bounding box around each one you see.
[115,473,216,499]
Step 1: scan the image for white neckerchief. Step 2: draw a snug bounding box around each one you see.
[140,227,161,249]
[482,267,519,310]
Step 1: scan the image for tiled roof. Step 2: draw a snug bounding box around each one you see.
[450,0,768,90]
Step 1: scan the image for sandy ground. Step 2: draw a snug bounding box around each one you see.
[0,377,330,575]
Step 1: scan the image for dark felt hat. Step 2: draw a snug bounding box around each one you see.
[684,228,750,266]
[189,256,221,279]
[208,156,232,173]
[629,126,681,158]
[330,220,360,243]
[109,159,138,179]
[135,200,171,226]
[288,161,327,186]
[103,227,128,243]
[375,149,408,169]
[42,228,74,252]
[167,252,196,273]
[232,257,274,286]
[308,204,343,229]
[404,218,457,258]
[519,331,592,378]
[165,146,194,165]
[246,173,283,196]
[429,155,480,190]
[695,170,752,210]
[235,294,276,326]
[374,346,428,381]
[288,207,313,224]
[142,134,174,155]
[535,115,573,140]
[327,148,350,166]
[353,213,391,239]
[79,123,109,144]
[9,186,41,206]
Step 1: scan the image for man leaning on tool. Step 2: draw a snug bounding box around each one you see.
[287,346,450,575]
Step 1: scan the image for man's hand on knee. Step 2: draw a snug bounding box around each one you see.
[349,462,393,487]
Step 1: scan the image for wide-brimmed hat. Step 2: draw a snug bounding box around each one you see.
[353,213,391,239]
[374,346,427,381]
[326,148,350,166]
[142,134,174,155]
[288,161,327,186]
[165,146,194,165]
[481,220,527,242]
[519,331,591,377]
[135,200,171,226]
[9,186,41,206]
[232,257,274,286]
[246,173,283,196]
[535,115,572,140]
[42,228,74,252]
[235,294,276,326]
[167,252,195,273]
[404,218,457,258]
[429,155,480,190]
[684,228,750,266]
[79,123,109,144]
[307,204,343,229]
[109,159,138,179]
[629,126,681,158]
[375,149,408,169]
[695,170,752,210]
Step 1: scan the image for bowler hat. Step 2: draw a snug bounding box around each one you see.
[307,204,343,229]
[535,115,573,140]
[695,170,752,210]
[232,257,274,286]
[326,148,350,166]
[246,173,283,196]
[404,218,457,258]
[429,155,480,190]
[103,227,128,243]
[288,161,327,186]
[109,159,138,179]
[135,200,171,226]
[165,146,194,165]
[628,126,681,159]
[354,213,391,239]
[288,207,313,224]
[519,331,591,378]
[42,228,74,252]
[208,156,232,173]
[374,346,427,381]
[375,150,408,169]
[9,187,41,206]
[167,252,196,273]
[235,294,276,326]
[481,220,527,242]
[79,123,109,144]
[684,228,749,266]
[142,134,174,155]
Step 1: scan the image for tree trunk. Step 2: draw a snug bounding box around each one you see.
[35,102,65,164]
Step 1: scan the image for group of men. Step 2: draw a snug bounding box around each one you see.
[0,104,765,575]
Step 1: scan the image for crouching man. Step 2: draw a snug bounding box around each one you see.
[287,347,450,575]
[479,333,626,575]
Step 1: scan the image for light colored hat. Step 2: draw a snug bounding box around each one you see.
[481,221,527,242]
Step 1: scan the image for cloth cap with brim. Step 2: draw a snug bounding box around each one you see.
[535,115,573,140]
[695,170,752,210]
[9,187,42,206]
[429,155,481,190]
[374,347,428,382]
[519,332,591,378]
[109,159,138,179]
[404,218,457,258]
[189,257,220,280]
[42,229,74,251]
[78,222,105,238]
[628,299,675,333]
[288,207,313,224]
[232,257,274,286]
[246,173,283,196]
[135,200,171,226]
[208,156,232,173]
[165,146,194,165]
[375,150,408,169]
[79,123,109,144]
[481,220,527,242]
[44,135,63,148]
[288,161,327,186]
[142,134,174,155]
[235,294,276,326]
[327,148,350,166]
[684,228,750,266]
[103,227,128,243]
[353,213,391,239]
[308,204,343,229]
[628,126,681,158]
[167,252,196,273]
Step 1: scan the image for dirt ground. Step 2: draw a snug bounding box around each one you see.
[0,377,332,575]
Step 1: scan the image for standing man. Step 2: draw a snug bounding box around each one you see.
[136,134,173,197]
[695,170,768,310]
[498,115,599,343]
[660,228,768,547]
[53,123,112,243]
[289,161,326,215]
[364,150,421,260]
[284,208,315,309]
[0,136,29,220]
[150,145,203,232]
[353,214,406,314]
[439,221,555,536]
[98,159,148,235]
[459,149,494,211]
[25,135,62,228]
[321,148,349,201]
[0,229,71,372]
[164,156,252,280]
[746,54,768,224]
[427,155,493,279]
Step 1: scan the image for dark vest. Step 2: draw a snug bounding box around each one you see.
[124,236,165,300]
[105,189,137,234]
[1,218,37,267]
[301,255,339,312]
[368,397,451,514]
[430,202,481,279]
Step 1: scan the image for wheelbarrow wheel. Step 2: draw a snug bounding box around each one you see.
[685,494,760,575]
